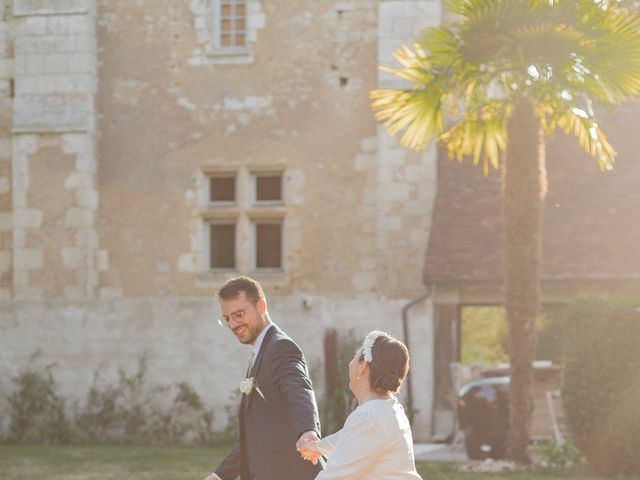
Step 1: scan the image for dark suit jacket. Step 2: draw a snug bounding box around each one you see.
[215,325,324,480]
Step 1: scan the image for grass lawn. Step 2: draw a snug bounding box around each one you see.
[0,443,620,480]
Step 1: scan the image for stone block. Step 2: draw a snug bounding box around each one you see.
[14,285,42,300]
[13,268,29,286]
[62,247,83,268]
[0,177,9,194]
[13,0,92,16]
[0,138,11,158]
[0,58,14,79]
[96,249,108,271]
[99,287,123,300]
[0,251,11,272]
[64,285,85,299]
[13,208,42,229]
[353,153,373,171]
[67,52,96,73]
[15,16,47,36]
[75,188,97,208]
[178,253,196,272]
[0,212,11,231]
[0,288,11,300]
[14,248,43,269]
[12,92,92,133]
[360,136,377,153]
[65,207,93,227]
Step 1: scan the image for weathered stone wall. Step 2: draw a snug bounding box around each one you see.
[0,0,440,441]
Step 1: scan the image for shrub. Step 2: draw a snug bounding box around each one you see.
[319,329,358,435]
[561,297,640,476]
[5,355,218,446]
[536,438,583,468]
[6,366,71,443]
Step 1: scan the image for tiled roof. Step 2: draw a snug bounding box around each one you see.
[424,102,640,283]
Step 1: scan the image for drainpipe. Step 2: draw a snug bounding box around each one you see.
[401,286,433,422]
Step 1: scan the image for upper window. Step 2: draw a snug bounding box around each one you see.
[215,0,247,50]
[253,172,283,204]
[208,173,236,204]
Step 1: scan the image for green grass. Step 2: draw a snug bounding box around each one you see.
[0,444,627,480]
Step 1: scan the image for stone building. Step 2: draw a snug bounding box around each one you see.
[0,0,443,440]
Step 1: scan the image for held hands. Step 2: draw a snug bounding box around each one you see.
[296,431,322,465]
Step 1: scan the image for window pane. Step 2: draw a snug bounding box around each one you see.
[210,224,235,269]
[221,19,232,33]
[221,4,231,15]
[235,19,246,32]
[256,175,282,202]
[256,223,282,269]
[221,34,232,47]
[210,176,235,202]
[236,3,246,16]
[234,34,246,47]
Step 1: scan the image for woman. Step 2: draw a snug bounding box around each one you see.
[298,330,423,479]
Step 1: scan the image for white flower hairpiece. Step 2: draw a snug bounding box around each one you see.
[362,330,384,363]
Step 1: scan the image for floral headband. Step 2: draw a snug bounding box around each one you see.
[362,330,384,363]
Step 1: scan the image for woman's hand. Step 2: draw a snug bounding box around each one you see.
[297,440,322,464]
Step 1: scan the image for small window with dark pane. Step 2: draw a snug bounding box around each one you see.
[216,0,247,50]
[255,222,282,269]
[255,173,282,203]
[209,174,236,203]
[210,223,236,269]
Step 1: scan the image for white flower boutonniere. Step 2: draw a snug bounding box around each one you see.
[239,377,266,401]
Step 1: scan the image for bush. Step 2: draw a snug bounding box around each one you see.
[319,330,358,435]
[6,366,71,443]
[560,297,640,476]
[5,355,219,446]
[536,438,583,468]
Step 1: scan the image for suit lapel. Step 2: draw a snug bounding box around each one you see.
[243,324,276,412]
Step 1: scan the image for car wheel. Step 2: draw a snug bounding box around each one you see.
[463,428,485,460]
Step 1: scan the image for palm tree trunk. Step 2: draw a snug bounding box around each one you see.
[503,99,547,464]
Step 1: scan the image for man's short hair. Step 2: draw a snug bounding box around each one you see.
[217,276,265,305]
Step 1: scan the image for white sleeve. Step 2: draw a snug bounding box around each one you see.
[316,429,343,457]
[315,408,387,479]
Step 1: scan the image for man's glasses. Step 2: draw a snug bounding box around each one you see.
[217,308,246,327]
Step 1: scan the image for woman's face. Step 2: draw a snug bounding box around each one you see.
[348,347,364,391]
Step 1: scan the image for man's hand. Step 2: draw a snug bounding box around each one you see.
[203,474,222,480]
[296,431,321,464]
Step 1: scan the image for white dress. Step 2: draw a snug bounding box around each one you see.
[314,397,423,480]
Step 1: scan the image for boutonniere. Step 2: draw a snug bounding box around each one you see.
[239,377,266,401]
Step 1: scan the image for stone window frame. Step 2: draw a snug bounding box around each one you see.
[213,0,248,51]
[190,0,265,65]
[200,166,287,274]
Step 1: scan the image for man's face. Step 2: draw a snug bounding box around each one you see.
[220,291,267,345]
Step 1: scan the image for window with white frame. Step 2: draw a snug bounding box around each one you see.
[214,0,248,50]
[202,169,285,273]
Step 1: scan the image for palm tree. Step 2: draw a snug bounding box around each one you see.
[371,0,640,463]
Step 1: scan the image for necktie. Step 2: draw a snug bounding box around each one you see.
[246,351,255,377]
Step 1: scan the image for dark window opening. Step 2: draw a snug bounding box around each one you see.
[256,223,282,268]
[210,175,236,202]
[255,174,282,202]
[210,223,235,269]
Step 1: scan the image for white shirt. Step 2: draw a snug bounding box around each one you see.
[315,397,422,480]
[250,322,273,366]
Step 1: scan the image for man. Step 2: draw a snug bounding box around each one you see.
[205,276,324,480]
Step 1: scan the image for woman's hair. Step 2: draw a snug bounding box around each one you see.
[360,332,410,394]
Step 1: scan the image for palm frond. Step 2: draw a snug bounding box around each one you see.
[554,106,617,169]
[439,101,512,175]
[370,87,446,151]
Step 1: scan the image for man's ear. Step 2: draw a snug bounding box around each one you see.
[256,298,267,315]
